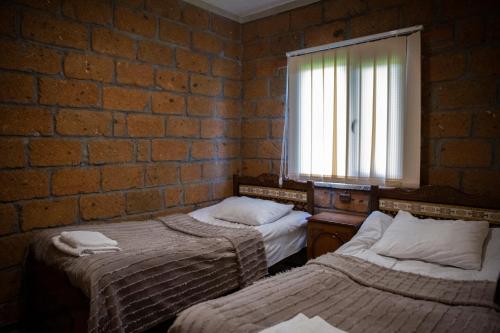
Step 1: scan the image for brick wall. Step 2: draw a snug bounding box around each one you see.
[0,0,241,326]
[241,0,500,211]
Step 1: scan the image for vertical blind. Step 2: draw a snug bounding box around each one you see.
[286,32,421,187]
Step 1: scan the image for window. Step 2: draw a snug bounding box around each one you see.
[285,30,421,188]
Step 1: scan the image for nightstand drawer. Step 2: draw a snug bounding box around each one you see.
[307,212,366,259]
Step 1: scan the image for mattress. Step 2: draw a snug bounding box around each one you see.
[190,201,310,267]
[336,211,500,281]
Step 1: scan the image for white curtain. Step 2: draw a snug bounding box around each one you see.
[287,32,420,187]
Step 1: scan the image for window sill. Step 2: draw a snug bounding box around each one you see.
[313,181,372,191]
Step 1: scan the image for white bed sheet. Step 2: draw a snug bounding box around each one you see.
[336,211,500,281]
[189,200,310,267]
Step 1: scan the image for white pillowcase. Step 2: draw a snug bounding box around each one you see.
[370,210,490,270]
[213,196,294,226]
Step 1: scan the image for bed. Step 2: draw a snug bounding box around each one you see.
[26,174,314,333]
[169,185,500,333]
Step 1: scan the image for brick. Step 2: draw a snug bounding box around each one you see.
[127,114,165,137]
[102,165,143,190]
[202,161,234,180]
[17,0,60,11]
[0,40,61,74]
[290,3,321,30]
[256,98,285,117]
[254,57,286,78]
[242,120,269,139]
[0,204,17,236]
[255,13,289,39]
[324,0,367,21]
[113,113,127,136]
[258,140,281,159]
[244,79,268,99]
[270,32,302,56]
[190,74,222,96]
[201,119,224,138]
[223,41,241,60]
[470,47,500,77]
[192,141,216,160]
[192,31,222,54]
[217,141,240,158]
[152,91,185,114]
[436,80,496,109]
[440,140,491,167]
[241,142,257,158]
[146,164,178,185]
[0,72,34,103]
[176,49,209,74]
[88,140,133,164]
[137,140,150,161]
[0,233,32,269]
[224,80,241,98]
[212,58,240,79]
[225,119,241,138]
[180,164,201,182]
[187,96,215,116]
[30,139,81,166]
[462,170,500,201]
[212,15,240,40]
[152,139,189,161]
[427,168,460,188]
[166,117,199,137]
[0,269,21,303]
[455,16,484,47]
[64,53,113,82]
[351,9,399,38]
[117,61,154,87]
[400,0,433,27]
[52,168,100,196]
[92,28,135,59]
[213,180,232,200]
[22,198,77,231]
[115,6,156,37]
[425,112,470,138]
[146,0,181,20]
[182,4,209,29]
[156,69,188,92]
[80,193,125,220]
[126,189,162,213]
[159,19,190,46]
[271,119,284,138]
[426,52,466,82]
[63,0,112,25]
[0,5,16,37]
[56,109,112,136]
[474,110,500,137]
[22,13,88,49]
[184,183,210,204]
[0,139,24,168]
[304,21,347,48]
[138,40,173,66]
[241,159,269,177]
[270,77,285,97]
[422,26,454,52]
[103,87,149,111]
[0,106,52,136]
[216,99,240,118]
[164,186,182,207]
[243,39,271,61]
[39,78,99,107]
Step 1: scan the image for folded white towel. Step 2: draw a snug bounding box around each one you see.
[259,313,346,333]
[60,231,118,248]
[52,236,121,257]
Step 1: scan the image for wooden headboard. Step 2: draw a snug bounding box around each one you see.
[233,174,315,214]
[370,185,500,225]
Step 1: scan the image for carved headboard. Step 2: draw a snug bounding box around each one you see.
[370,185,500,225]
[233,174,315,214]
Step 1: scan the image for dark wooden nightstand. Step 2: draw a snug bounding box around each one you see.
[307,212,366,259]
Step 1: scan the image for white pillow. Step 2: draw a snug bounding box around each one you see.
[213,196,294,226]
[370,210,490,270]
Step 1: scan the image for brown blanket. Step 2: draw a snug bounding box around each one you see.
[31,214,267,333]
[169,253,500,333]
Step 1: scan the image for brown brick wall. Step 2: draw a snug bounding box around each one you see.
[0,0,240,326]
[241,0,500,211]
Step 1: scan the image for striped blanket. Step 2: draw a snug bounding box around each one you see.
[31,214,267,333]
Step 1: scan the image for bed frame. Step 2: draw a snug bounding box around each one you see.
[370,185,500,225]
[26,174,314,333]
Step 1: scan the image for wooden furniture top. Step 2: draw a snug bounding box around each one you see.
[308,212,365,228]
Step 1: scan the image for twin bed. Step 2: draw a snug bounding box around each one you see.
[27,176,500,333]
